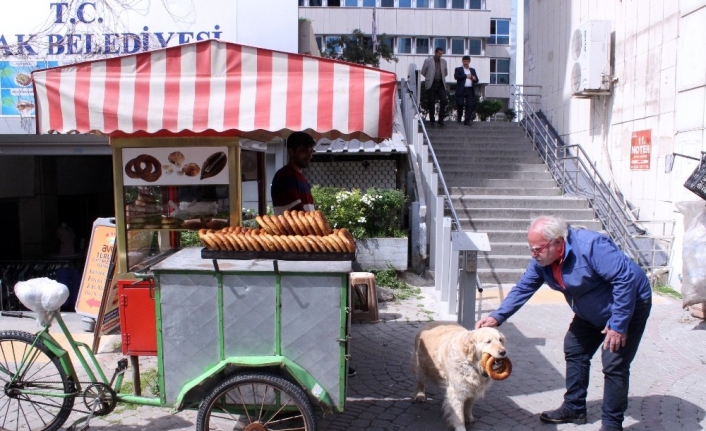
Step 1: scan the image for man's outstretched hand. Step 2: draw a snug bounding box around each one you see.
[475,316,499,329]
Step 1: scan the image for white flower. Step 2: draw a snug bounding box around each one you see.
[358,217,366,223]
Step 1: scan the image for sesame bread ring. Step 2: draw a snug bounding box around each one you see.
[304,235,322,252]
[313,210,332,235]
[255,215,274,234]
[233,226,242,235]
[134,154,162,182]
[323,234,342,252]
[261,233,279,251]
[207,233,226,250]
[306,213,324,236]
[283,211,303,235]
[336,229,356,253]
[317,235,336,252]
[270,215,288,235]
[250,234,269,251]
[327,233,346,252]
[275,215,295,235]
[293,235,312,252]
[199,230,218,250]
[238,234,255,251]
[230,233,247,251]
[282,235,301,252]
[263,215,282,235]
[223,233,241,250]
[290,211,309,235]
[271,234,289,252]
[296,211,316,236]
[311,235,330,252]
[243,234,263,251]
[481,353,512,381]
[215,233,234,250]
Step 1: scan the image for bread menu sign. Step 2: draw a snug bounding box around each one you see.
[76,218,116,318]
[122,147,229,186]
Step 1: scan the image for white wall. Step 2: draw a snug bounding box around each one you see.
[524,0,706,291]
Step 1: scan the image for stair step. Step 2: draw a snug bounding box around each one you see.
[444,178,558,188]
[435,156,544,165]
[480,243,532,254]
[450,208,596,219]
[457,218,602,231]
[478,255,532,268]
[478,269,527,285]
[442,170,556,180]
[438,163,548,172]
[449,196,589,209]
[446,187,560,196]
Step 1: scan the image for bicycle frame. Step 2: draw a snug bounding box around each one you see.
[3,310,161,407]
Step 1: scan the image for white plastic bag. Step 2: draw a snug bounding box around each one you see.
[675,201,706,308]
[14,278,69,327]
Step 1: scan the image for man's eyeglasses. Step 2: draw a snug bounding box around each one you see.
[529,240,552,255]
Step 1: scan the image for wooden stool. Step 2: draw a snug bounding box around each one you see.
[349,272,380,323]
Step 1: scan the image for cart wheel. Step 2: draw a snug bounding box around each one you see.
[195,372,317,431]
[0,330,76,431]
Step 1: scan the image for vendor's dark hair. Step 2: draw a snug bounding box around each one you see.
[287,132,316,150]
[462,55,471,61]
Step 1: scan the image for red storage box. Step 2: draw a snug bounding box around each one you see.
[118,280,157,356]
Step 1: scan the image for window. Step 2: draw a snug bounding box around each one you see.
[490,58,510,84]
[380,37,394,50]
[434,0,447,8]
[451,38,464,55]
[399,0,412,6]
[451,0,464,8]
[327,0,341,5]
[309,0,322,5]
[469,39,482,55]
[416,0,429,7]
[381,0,394,6]
[299,0,305,6]
[363,0,376,5]
[398,37,412,53]
[325,36,342,55]
[315,36,323,52]
[490,19,510,45]
[416,38,430,54]
[345,0,358,5]
[433,38,447,52]
[469,0,482,9]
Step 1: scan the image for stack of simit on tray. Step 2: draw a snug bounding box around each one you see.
[198,210,356,253]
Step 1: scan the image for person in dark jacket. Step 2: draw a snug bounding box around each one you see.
[453,55,478,126]
[475,215,652,431]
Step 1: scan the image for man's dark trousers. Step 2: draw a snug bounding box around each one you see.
[457,86,475,124]
[427,80,447,122]
[562,299,651,429]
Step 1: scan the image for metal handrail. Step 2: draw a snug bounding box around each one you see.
[404,80,483,293]
[512,84,674,275]
[404,81,461,230]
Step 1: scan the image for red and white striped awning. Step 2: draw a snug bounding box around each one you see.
[32,39,397,142]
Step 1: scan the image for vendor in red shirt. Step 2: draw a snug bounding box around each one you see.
[271,131,316,216]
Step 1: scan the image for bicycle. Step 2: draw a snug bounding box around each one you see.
[1,287,321,431]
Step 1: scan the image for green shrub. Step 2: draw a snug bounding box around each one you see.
[312,186,407,239]
[475,98,504,121]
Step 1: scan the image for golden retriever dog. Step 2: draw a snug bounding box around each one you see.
[412,322,507,431]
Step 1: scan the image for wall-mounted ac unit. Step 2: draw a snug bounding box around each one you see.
[570,20,611,96]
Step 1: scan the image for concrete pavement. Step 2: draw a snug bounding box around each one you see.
[1,279,705,431]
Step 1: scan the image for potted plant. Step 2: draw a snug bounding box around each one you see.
[312,186,408,270]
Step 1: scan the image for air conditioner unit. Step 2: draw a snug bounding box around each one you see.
[570,20,611,96]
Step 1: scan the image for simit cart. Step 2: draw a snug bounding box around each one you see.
[29,39,397,430]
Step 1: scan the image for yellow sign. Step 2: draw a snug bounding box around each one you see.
[76,220,116,318]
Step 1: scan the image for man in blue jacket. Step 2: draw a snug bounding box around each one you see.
[453,55,478,126]
[476,216,652,431]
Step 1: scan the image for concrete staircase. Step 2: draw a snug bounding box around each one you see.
[426,121,600,286]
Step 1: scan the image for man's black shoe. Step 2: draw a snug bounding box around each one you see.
[438,120,445,126]
[539,406,587,424]
[598,426,622,431]
[464,122,471,126]
[347,366,357,377]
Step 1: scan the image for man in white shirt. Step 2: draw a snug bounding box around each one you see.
[453,55,479,126]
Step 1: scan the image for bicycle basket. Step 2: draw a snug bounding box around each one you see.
[684,155,706,201]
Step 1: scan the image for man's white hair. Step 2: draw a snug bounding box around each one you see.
[530,215,568,240]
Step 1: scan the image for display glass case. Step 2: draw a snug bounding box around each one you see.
[118,143,237,272]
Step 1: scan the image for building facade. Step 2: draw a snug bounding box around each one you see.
[523,0,706,292]
[298,0,515,104]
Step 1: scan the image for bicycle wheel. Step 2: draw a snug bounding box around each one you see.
[0,330,75,431]
[196,372,317,431]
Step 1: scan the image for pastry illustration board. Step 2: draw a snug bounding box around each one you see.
[122,147,229,186]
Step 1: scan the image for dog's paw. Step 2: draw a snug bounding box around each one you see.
[413,392,427,402]
[454,426,467,431]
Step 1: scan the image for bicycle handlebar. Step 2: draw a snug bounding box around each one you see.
[1,311,36,319]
